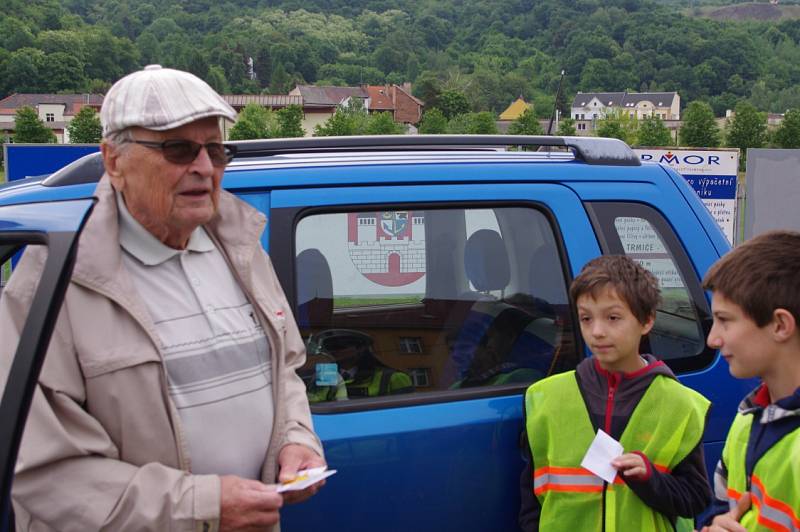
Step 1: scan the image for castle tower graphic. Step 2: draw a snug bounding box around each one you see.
[347,211,426,287]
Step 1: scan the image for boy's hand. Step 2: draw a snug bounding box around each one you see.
[700,493,751,532]
[611,452,648,479]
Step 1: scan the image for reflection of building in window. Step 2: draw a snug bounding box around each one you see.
[399,336,423,354]
[409,368,430,387]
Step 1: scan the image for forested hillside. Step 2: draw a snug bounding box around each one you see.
[3,0,800,116]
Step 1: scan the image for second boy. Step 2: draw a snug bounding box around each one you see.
[519,255,711,531]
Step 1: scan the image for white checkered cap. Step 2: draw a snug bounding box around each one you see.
[100,64,236,137]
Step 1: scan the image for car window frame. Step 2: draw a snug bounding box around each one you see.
[0,199,95,530]
[585,201,715,373]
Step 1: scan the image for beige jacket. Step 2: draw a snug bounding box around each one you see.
[0,176,323,531]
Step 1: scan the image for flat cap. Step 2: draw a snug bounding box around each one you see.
[101,64,236,136]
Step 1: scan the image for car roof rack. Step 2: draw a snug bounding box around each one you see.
[43,135,639,187]
[232,135,641,166]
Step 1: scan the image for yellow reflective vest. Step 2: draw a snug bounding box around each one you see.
[722,412,800,532]
[525,371,710,531]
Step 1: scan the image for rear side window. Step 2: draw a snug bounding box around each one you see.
[293,206,580,409]
[587,202,714,373]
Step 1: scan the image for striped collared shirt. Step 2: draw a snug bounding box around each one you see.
[116,192,273,479]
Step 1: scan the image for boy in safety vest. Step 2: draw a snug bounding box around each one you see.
[519,255,711,531]
[700,230,800,532]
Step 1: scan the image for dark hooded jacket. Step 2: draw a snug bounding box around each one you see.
[519,355,712,531]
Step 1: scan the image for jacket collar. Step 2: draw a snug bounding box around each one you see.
[591,354,671,381]
[116,190,215,266]
[72,175,266,296]
[738,383,800,424]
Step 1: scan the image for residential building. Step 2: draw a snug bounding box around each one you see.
[0,94,103,143]
[571,91,680,136]
[291,84,424,132]
[289,85,369,134]
[221,94,322,138]
[364,84,424,125]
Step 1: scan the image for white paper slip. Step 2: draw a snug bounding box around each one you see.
[580,429,624,484]
[276,466,337,493]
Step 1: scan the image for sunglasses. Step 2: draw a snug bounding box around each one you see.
[129,139,237,167]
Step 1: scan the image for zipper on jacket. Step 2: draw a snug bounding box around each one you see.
[604,372,621,434]
[601,372,620,532]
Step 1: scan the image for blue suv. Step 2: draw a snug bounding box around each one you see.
[0,136,751,531]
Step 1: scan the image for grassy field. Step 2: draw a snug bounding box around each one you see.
[334,295,423,308]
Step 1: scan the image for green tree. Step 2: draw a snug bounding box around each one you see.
[67,106,102,143]
[419,108,448,134]
[229,104,278,140]
[13,107,55,143]
[413,71,442,108]
[557,117,576,136]
[680,101,720,148]
[437,90,470,120]
[446,113,471,134]
[314,103,369,136]
[726,102,767,165]
[270,62,291,94]
[596,111,638,145]
[0,17,35,51]
[366,112,405,135]
[206,65,230,95]
[277,105,306,138]
[468,112,499,134]
[508,107,544,135]
[364,113,406,135]
[450,112,499,135]
[773,108,800,149]
[637,116,673,147]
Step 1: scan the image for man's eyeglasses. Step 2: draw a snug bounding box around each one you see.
[128,139,237,167]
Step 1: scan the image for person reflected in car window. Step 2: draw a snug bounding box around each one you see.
[0,65,325,532]
[314,329,414,397]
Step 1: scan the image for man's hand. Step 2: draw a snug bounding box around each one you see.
[219,475,283,532]
[701,493,752,532]
[277,444,326,504]
[612,452,648,479]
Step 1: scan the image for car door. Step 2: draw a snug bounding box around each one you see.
[269,181,597,532]
[0,199,95,532]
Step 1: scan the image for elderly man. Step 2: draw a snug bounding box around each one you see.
[0,65,324,531]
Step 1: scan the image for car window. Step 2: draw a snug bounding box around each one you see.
[587,202,714,372]
[294,206,579,407]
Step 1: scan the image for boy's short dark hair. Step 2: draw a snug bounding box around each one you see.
[569,255,661,325]
[702,230,800,327]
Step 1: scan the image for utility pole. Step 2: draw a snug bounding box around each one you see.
[548,69,566,135]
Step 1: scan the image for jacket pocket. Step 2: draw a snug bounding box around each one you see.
[78,342,162,379]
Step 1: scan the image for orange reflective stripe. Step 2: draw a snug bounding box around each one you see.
[534,466,593,477]
[751,495,791,532]
[533,466,604,495]
[728,488,743,500]
[752,475,800,532]
[534,483,604,495]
